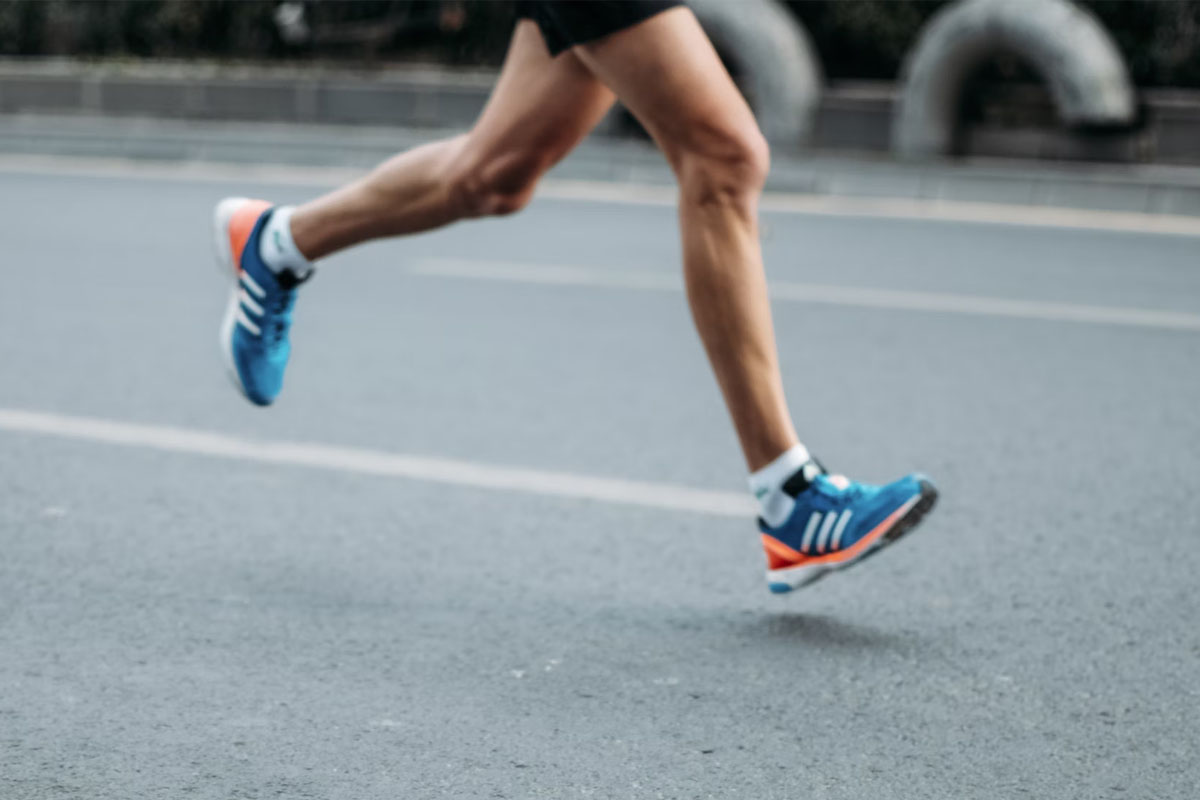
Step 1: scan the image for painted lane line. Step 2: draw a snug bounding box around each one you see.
[540,179,1200,238]
[409,258,1200,333]
[0,408,756,519]
[2,154,1199,238]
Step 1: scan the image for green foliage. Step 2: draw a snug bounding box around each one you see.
[0,0,51,55]
[0,0,281,58]
[786,0,947,80]
[1084,0,1200,87]
[0,0,1197,88]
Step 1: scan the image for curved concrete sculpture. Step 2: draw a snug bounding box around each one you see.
[689,0,822,145]
[893,0,1136,158]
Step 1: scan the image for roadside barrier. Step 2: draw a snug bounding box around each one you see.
[690,0,822,145]
[892,0,1136,158]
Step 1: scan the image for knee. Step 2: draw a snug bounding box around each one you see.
[449,144,548,218]
[675,124,770,211]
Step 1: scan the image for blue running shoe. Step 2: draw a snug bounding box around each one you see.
[760,460,938,593]
[212,198,309,406]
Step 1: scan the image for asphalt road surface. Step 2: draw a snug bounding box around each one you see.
[2,164,1199,799]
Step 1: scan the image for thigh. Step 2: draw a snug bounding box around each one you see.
[570,7,760,166]
[466,20,616,166]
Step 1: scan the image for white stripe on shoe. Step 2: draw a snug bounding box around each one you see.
[234,305,261,336]
[800,512,822,552]
[830,509,853,550]
[239,288,264,316]
[815,511,839,553]
[241,270,267,299]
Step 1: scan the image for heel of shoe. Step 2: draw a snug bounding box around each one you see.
[218,289,247,398]
[212,197,252,278]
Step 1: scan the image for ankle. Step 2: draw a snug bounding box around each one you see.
[259,206,316,276]
[749,444,812,526]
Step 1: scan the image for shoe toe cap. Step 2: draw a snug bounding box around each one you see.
[231,341,287,406]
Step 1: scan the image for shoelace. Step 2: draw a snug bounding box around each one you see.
[817,474,863,502]
[264,291,295,345]
[265,269,309,345]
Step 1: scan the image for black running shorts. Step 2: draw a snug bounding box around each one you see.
[515,0,685,56]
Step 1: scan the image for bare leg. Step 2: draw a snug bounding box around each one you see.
[290,21,615,260]
[573,8,798,471]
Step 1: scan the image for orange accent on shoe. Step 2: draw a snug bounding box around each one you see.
[228,199,272,269]
[761,495,918,570]
[761,533,805,570]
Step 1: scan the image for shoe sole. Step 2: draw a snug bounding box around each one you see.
[212,198,253,400]
[766,479,939,594]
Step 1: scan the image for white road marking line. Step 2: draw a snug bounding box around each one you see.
[0,408,756,519]
[2,154,1199,238]
[541,179,1200,238]
[410,258,1200,333]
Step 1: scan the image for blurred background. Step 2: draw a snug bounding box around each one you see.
[1,0,1200,164]
[2,4,1200,799]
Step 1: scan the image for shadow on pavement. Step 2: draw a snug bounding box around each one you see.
[746,612,916,651]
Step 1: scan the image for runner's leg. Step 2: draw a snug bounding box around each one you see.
[290,21,615,260]
[572,8,797,471]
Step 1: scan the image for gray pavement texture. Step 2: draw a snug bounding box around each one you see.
[2,166,1200,799]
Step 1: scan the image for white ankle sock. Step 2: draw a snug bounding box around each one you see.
[258,206,315,276]
[749,443,812,527]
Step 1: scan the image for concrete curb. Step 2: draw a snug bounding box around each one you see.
[3,59,1200,165]
[3,113,1199,217]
